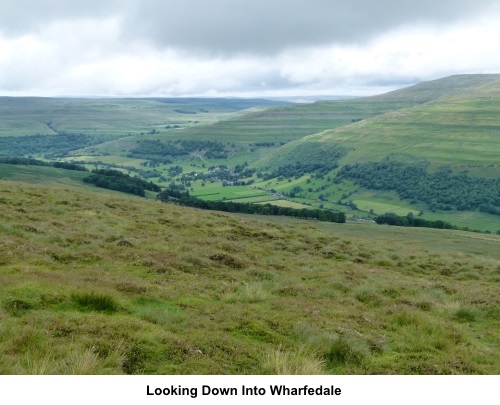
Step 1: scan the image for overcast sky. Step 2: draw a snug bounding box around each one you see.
[1,0,499,97]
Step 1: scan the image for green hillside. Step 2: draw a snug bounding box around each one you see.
[255,74,500,170]
[312,75,500,172]
[0,180,498,374]
[83,77,458,164]
[248,75,500,231]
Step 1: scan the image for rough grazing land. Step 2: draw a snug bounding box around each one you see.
[0,180,498,374]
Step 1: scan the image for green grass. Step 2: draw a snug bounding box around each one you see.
[0,179,498,374]
[191,184,267,201]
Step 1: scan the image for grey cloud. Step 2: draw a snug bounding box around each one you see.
[0,0,123,36]
[122,0,499,54]
[1,0,498,53]
[1,0,499,97]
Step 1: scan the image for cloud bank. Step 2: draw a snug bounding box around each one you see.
[0,0,499,97]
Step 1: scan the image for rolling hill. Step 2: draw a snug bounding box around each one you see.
[0,96,288,137]
[255,74,500,171]
[248,75,500,232]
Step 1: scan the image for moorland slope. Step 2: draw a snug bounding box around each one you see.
[0,180,498,374]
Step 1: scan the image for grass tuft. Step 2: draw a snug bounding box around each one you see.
[325,335,370,367]
[71,292,120,313]
[453,306,482,323]
[261,346,325,375]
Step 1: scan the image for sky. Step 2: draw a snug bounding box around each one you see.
[1,0,499,98]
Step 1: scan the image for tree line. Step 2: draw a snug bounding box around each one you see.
[375,213,453,229]
[130,139,229,159]
[337,161,500,215]
[0,133,112,158]
[157,187,346,223]
[0,157,88,171]
[83,169,161,197]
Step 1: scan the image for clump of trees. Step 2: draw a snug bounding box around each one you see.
[83,169,160,197]
[0,133,111,157]
[157,187,346,223]
[130,139,229,159]
[53,161,88,171]
[0,157,52,166]
[263,162,339,180]
[375,212,453,229]
[0,157,87,171]
[337,161,500,215]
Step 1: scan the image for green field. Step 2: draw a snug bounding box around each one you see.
[191,184,267,201]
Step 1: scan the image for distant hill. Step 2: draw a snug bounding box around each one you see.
[276,74,500,171]
[0,97,289,137]
[246,75,500,232]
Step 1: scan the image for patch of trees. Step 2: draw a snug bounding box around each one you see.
[375,212,453,229]
[337,161,500,215]
[263,162,340,180]
[53,161,88,171]
[83,169,161,197]
[130,139,229,159]
[157,187,346,223]
[0,133,111,157]
[168,165,183,176]
[261,144,348,180]
[0,157,51,166]
[0,157,88,171]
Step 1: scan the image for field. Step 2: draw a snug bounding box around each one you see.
[0,180,499,374]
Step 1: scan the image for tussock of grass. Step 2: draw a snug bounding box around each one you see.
[453,306,482,323]
[353,285,382,306]
[222,282,270,303]
[60,349,102,375]
[71,292,120,313]
[325,335,370,367]
[261,347,325,375]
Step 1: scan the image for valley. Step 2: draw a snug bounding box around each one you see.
[0,74,499,375]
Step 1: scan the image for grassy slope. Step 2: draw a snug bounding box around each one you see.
[0,180,498,375]
[255,74,500,171]
[157,90,436,159]
[0,97,285,137]
[244,75,500,230]
[76,97,409,168]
